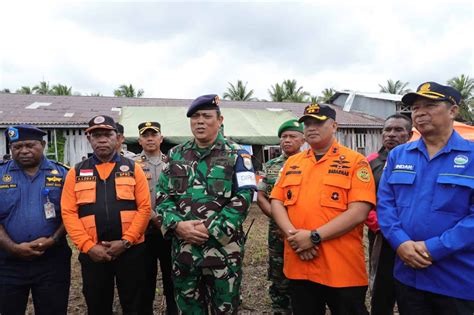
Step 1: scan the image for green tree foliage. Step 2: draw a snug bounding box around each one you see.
[16,86,32,94]
[447,74,474,122]
[32,81,52,95]
[114,84,144,97]
[223,80,256,101]
[268,79,309,103]
[51,84,72,96]
[0,88,11,93]
[379,79,410,95]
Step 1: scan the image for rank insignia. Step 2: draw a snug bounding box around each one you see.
[2,174,12,183]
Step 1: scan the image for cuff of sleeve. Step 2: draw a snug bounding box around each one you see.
[425,237,448,261]
[82,240,96,254]
[389,230,411,251]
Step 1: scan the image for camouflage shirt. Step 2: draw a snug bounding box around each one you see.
[156,133,256,267]
[257,154,287,197]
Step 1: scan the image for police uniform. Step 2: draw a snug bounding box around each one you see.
[156,95,257,314]
[61,115,151,315]
[133,121,177,315]
[378,82,474,312]
[257,119,303,314]
[0,125,71,315]
[271,104,376,315]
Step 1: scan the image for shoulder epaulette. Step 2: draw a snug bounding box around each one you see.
[52,160,71,170]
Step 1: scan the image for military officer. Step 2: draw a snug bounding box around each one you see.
[156,94,257,314]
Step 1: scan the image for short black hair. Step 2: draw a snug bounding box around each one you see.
[385,114,412,132]
[116,123,124,135]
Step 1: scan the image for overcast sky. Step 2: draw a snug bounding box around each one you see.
[1,0,472,100]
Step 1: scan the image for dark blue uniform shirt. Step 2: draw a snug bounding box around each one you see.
[377,131,474,301]
[0,157,67,250]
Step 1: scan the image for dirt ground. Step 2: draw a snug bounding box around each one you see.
[27,203,390,314]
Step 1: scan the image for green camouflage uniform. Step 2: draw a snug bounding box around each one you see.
[257,154,291,314]
[157,133,256,315]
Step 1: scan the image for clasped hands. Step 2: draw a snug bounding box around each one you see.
[175,220,209,245]
[286,229,319,261]
[396,240,432,269]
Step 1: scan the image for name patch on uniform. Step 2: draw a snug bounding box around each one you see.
[236,171,256,187]
[0,183,17,189]
[328,169,349,176]
[80,169,94,177]
[285,170,302,175]
[394,164,414,171]
[116,171,134,178]
[76,176,97,182]
[45,176,63,187]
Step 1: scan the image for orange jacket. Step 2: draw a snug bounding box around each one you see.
[271,140,375,287]
[61,156,151,253]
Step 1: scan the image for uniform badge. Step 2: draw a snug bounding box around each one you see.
[7,127,19,141]
[356,167,371,182]
[120,165,130,172]
[145,122,152,127]
[2,174,12,183]
[454,155,468,165]
[331,192,339,200]
[94,116,105,124]
[80,169,94,177]
[50,169,59,175]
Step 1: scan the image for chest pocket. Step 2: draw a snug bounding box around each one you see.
[115,176,136,200]
[432,174,474,217]
[0,183,20,218]
[320,176,350,211]
[387,171,416,207]
[169,162,190,195]
[74,181,96,205]
[281,175,302,206]
[207,164,233,198]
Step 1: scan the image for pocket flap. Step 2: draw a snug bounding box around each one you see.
[323,176,351,189]
[74,181,96,191]
[437,174,474,189]
[388,171,416,185]
[115,176,136,186]
[281,175,302,187]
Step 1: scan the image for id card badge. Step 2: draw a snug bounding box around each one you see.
[44,199,56,219]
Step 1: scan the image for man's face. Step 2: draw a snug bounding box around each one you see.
[411,98,457,136]
[280,130,305,156]
[190,110,223,146]
[10,140,45,168]
[382,118,412,151]
[87,129,118,159]
[116,133,125,151]
[303,118,337,150]
[138,129,163,153]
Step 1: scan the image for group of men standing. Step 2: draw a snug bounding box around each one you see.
[0,81,472,315]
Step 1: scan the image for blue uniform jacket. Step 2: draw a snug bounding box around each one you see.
[377,130,474,301]
[0,157,67,257]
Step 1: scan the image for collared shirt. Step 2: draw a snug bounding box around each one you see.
[257,153,287,197]
[271,140,376,287]
[377,130,474,300]
[134,151,166,210]
[0,157,67,247]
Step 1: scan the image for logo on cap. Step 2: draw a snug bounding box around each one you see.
[213,95,220,105]
[419,83,431,93]
[94,116,105,124]
[306,104,320,114]
[145,122,152,127]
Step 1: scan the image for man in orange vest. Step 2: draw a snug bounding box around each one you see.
[271,104,376,315]
[61,115,151,315]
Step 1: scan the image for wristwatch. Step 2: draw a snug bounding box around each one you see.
[310,230,322,245]
[121,239,132,249]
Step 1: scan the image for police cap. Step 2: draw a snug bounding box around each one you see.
[138,121,161,134]
[298,103,336,123]
[402,82,462,106]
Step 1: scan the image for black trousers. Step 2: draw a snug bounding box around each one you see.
[289,279,368,315]
[138,229,177,315]
[79,243,145,315]
[0,244,71,315]
[368,230,396,315]
[395,280,474,315]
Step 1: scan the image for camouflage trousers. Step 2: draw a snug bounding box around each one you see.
[268,219,292,314]
[173,258,243,315]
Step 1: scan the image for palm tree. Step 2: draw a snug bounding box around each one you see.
[114,84,144,97]
[1,88,11,93]
[51,84,72,96]
[319,88,336,103]
[32,81,52,95]
[447,74,474,122]
[268,79,309,103]
[89,92,102,97]
[268,83,286,102]
[378,80,410,95]
[16,86,32,94]
[223,80,256,101]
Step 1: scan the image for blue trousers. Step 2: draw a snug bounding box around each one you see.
[0,244,71,315]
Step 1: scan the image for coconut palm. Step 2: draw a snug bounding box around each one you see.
[16,86,32,94]
[268,79,309,103]
[223,80,256,101]
[51,84,72,96]
[447,74,474,122]
[378,80,410,95]
[32,81,52,95]
[114,84,144,97]
[268,83,286,102]
[319,88,336,103]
